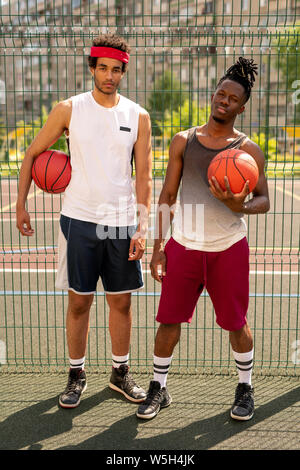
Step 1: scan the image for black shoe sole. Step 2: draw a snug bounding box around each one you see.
[109,382,146,403]
[58,383,87,409]
[136,397,172,420]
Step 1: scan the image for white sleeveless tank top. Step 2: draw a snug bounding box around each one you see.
[61,91,141,226]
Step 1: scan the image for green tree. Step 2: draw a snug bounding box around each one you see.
[148,71,188,136]
[1,102,68,176]
[25,104,68,153]
[250,132,277,160]
[158,99,210,144]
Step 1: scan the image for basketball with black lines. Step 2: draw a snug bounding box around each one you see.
[207,148,259,194]
[32,150,71,194]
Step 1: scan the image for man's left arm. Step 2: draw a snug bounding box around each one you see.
[128,110,152,260]
[209,140,270,214]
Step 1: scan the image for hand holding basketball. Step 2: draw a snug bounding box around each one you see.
[209,174,250,212]
[208,148,259,211]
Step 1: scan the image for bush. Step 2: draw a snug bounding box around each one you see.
[250,132,277,160]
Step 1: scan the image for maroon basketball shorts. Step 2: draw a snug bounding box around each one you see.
[156,237,249,331]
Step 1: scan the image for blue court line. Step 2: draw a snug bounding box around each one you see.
[0,291,299,298]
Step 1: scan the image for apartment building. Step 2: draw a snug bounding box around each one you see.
[0,0,298,147]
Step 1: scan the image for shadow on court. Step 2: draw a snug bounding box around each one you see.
[56,386,300,450]
[1,374,300,450]
[0,387,113,450]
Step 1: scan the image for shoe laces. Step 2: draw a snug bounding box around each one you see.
[144,382,162,405]
[65,369,82,394]
[234,383,253,407]
[119,365,137,391]
[124,372,138,391]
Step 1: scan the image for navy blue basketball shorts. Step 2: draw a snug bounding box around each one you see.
[56,215,144,295]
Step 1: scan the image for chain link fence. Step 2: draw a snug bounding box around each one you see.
[0,0,299,373]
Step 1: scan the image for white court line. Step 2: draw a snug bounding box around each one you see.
[1,217,60,222]
[0,268,298,275]
[273,184,300,202]
[1,246,298,252]
[0,188,43,213]
[0,291,298,298]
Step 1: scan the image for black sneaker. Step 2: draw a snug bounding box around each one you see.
[136,380,172,420]
[109,364,146,403]
[230,383,254,421]
[59,368,87,409]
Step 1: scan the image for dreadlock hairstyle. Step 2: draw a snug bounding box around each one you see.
[217,57,258,103]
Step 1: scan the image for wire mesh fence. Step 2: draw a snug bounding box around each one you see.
[0,0,299,373]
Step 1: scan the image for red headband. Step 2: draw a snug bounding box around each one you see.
[90,46,129,64]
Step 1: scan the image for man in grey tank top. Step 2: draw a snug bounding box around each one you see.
[137,58,270,421]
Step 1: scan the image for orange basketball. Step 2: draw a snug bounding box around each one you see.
[207,148,259,194]
[32,150,71,194]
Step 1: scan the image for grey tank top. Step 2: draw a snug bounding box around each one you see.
[172,127,248,251]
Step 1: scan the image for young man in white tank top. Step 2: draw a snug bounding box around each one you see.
[16,33,152,408]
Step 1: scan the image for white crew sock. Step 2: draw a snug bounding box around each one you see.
[153,355,173,388]
[112,353,129,369]
[232,349,254,385]
[69,356,85,370]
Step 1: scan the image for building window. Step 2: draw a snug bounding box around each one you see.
[242,0,248,11]
[203,2,213,14]
[224,2,231,14]
[72,0,81,10]
[24,100,32,111]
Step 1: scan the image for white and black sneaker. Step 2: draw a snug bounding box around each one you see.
[230,383,254,421]
[109,364,146,403]
[59,368,87,409]
[136,380,172,420]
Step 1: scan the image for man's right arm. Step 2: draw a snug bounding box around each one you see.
[16,100,72,236]
[150,131,187,282]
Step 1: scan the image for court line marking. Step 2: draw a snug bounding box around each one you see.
[1,182,299,216]
[1,217,60,222]
[0,246,57,253]
[273,184,300,202]
[0,268,298,275]
[0,245,299,253]
[0,290,298,298]
[0,188,43,213]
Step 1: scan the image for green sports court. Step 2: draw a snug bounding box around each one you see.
[0,0,300,452]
